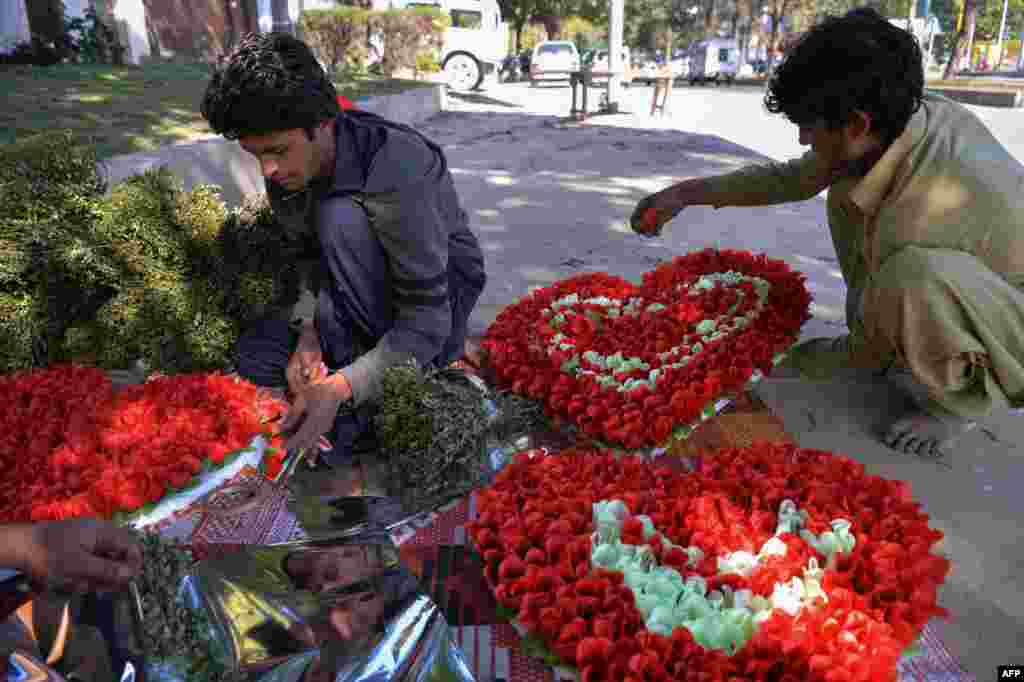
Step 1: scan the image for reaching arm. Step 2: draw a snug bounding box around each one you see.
[669,150,831,209]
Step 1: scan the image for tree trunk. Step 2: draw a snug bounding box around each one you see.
[537,15,561,39]
[745,0,762,63]
[239,0,256,36]
[767,17,779,66]
[514,20,527,53]
[766,0,788,67]
[223,0,237,54]
[705,3,716,34]
[942,0,976,79]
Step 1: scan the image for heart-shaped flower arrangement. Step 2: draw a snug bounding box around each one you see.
[482,249,811,450]
[468,443,949,682]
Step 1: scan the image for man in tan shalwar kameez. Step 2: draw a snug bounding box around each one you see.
[631,8,1024,459]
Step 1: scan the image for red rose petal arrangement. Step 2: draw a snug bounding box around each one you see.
[0,365,287,523]
[482,249,811,450]
[469,444,950,682]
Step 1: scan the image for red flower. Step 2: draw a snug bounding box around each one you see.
[0,368,279,523]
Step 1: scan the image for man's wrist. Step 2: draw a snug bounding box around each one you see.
[323,372,354,403]
[292,318,316,334]
[0,523,36,572]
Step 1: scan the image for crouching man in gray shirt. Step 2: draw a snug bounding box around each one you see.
[202,33,486,467]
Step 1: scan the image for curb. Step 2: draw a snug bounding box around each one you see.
[926,86,1023,108]
[353,83,446,127]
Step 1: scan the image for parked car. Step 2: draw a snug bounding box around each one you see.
[634,53,689,84]
[499,53,523,82]
[584,46,635,86]
[529,40,581,85]
[671,55,689,79]
[687,38,739,86]
[635,58,660,84]
[395,0,509,92]
[748,58,770,75]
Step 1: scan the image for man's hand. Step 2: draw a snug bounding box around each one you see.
[8,519,143,593]
[279,374,353,458]
[630,183,696,237]
[287,324,325,397]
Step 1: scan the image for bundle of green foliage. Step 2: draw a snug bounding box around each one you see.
[0,131,304,374]
[0,131,106,371]
[374,362,548,515]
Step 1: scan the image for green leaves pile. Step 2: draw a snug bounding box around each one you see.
[0,131,304,374]
[133,530,243,682]
[374,363,549,516]
[375,363,491,515]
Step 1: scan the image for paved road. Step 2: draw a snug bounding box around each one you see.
[461,80,1024,164]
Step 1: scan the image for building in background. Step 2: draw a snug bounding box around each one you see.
[0,0,31,54]
[889,15,944,68]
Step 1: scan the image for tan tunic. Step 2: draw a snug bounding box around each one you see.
[706,93,1024,417]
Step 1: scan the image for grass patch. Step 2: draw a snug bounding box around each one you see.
[0,61,215,159]
[0,62,438,160]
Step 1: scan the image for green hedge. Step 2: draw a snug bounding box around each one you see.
[299,7,371,74]
[372,7,448,78]
[0,132,303,375]
[300,6,449,78]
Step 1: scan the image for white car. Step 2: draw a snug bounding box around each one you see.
[636,59,660,84]
[585,47,635,85]
[530,40,581,85]
[671,56,689,78]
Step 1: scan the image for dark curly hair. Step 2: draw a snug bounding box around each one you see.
[765,8,924,145]
[201,32,340,140]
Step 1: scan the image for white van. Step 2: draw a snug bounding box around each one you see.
[397,0,508,91]
[687,38,739,85]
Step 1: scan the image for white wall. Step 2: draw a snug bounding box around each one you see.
[0,0,30,53]
[258,0,273,31]
[255,0,389,32]
[111,0,152,64]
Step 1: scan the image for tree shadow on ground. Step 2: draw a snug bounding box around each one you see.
[0,62,214,159]
[410,110,839,339]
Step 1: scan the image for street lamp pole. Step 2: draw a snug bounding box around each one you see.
[1019,16,1024,70]
[605,0,625,113]
[995,0,1009,67]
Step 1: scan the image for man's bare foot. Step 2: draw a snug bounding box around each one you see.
[883,404,976,458]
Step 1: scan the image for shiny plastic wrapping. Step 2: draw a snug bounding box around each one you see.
[187,536,475,682]
[5,522,475,682]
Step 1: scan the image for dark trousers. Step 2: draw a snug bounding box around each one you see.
[235,262,483,467]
